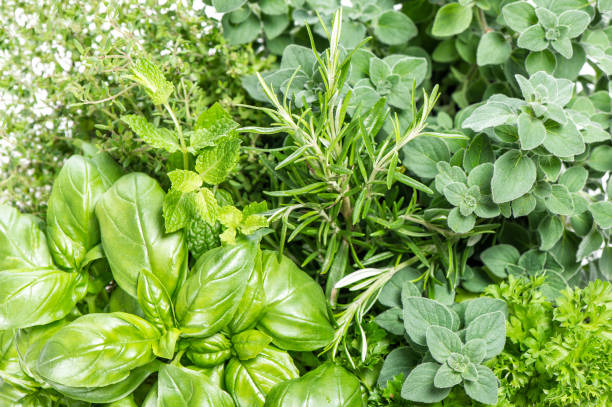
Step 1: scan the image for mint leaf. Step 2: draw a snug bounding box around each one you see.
[121,115,180,152]
[168,170,202,193]
[195,137,241,185]
[130,58,174,105]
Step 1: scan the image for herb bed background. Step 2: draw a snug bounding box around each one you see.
[1,1,611,406]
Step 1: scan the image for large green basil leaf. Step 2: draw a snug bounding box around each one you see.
[142,382,158,407]
[96,173,187,298]
[227,252,265,334]
[0,330,38,391]
[158,364,234,407]
[45,361,161,403]
[0,204,52,270]
[137,269,175,332]
[257,251,334,351]
[264,362,365,407]
[225,346,299,407]
[15,318,71,382]
[46,155,119,270]
[186,333,232,368]
[37,312,160,387]
[0,268,87,330]
[175,237,258,337]
[231,330,272,360]
[0,381,30,405]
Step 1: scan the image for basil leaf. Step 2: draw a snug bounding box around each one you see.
[0,268,87,330]
[37,312,160,387]
[158,364,234,407]
[186,333,233,368]
[231,330,272,360]
[175,237,258,337]
[46,155,119,270]
[0,204,53,270]
[227,252,265,334]
[264,362,365,407]
[226,346,299,407]
[96,173,188,298]
[257,251,334,351]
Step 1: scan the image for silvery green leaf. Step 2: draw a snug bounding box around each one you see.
[465,311,506,359]
[426,326,463,364]
[374,10,417,45]
[463,365,499,405]
[590,201,612,229]
[502,1,537,32]
[480,244,519,278]
[375,308,405,336]
[378,267,420,308]
[447,208,476,234]
[491,150,536,204]
[402,296,458,346]
[434,363,462,388]
[462,102,518,132]
[545,184,575,215]
[535,7,557,29]
[401,363,450,403]
[435,162,467,194]
[462,362,479,382]
[558,10,590,38]
[462,339,487,364]
[551,36,573,59]
[464,298,508,325]
[518,112,546,150]
[517,25,547,51]
[377,347,420,388]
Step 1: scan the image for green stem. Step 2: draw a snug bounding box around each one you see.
[164,102,189,170]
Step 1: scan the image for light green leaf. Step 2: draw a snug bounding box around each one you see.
[551,36,574,59]
[213,0,247,13]
[558,167,588,193]
[538,156,562,181]
[576,229,603,260]
[545,184,575,215]
[434,363,462,388]
[374,10,417,45]
[0,268,87,330]
[426,326,463,364]
[587,145,612,172]
[463,134,494,172]
[168,170,203,193]
[432,3,473,37]
[402,296,458,346]
[464,298,508,325]
[558,10,591,38]
[403,137,450,179]
[448,207,476,233]
[463,365,499,405]
[477,32,511,66]
[377,347,420,388]
[590,201,612,229]
[121,115,179,152]
[517,25,547,51]
[260,0,288,15]
[518,113,546,150]
[502,1,537,32]
[196,137,241,185]
[158,364,234,407]
[130,59,174,105]
[491,150,537,203]
[525,50,557,75]
[480,244,519,278]
[401,363,451,403]
[137,270,175,332]
[512,193,536,217]
[465,311,506,359]
[462,102,519,132]
[221,11,260,45]
[0,204,53,270]
[231,330,272,360]
[462,339,487,364]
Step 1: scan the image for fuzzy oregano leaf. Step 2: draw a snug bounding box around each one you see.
[465,311,506,360]
[402,296,459,346]
[491,150,536,204]
[426,325,462,364]
[401,362,450,403]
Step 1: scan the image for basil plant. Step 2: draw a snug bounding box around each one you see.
[375,268,507,405]
[0,150,365,406]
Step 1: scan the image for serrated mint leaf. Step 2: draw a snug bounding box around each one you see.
[426,326,463,364]
[402,296,458,346]
[434,363,462,388]
[401,363,451,403]
[374,10,417,45]
[192,187,219,226]
[480,244,519,278]
[195,137,241,185]
[163,190,194,233]
[466,311,506,360]
[432,3,473,37]
[218,205,242,229]
[121,115,179,152]
[168,170,202,193]
[545,184,575,215]
[193,103,239,147]
[462,339,487,364]
[491,150,536,204]
[477,32,511,66]
[240,214,268,234]
[243,201,268,218]
[130,58,174,105]
[463,365,499,405]
[590,201,612,229]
